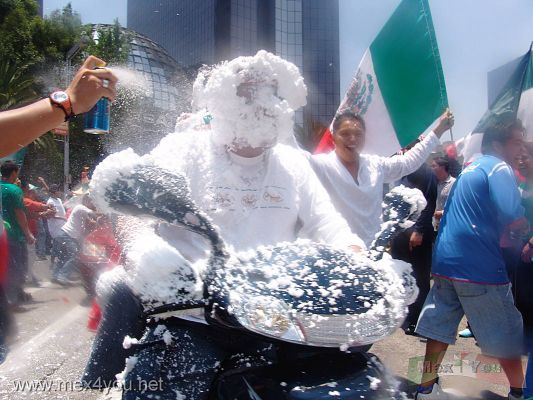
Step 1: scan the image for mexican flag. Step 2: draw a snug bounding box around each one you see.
[461,45,533,164]
[315,0,448,156]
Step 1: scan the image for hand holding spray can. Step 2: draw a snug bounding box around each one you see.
[84,63,111,134]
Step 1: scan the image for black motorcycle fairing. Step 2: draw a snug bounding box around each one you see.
[204,241,410,348]
[207,242,384,316]
[104,165,228,260]
[211,351,402,400]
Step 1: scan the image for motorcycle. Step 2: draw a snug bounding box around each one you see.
[100,165,424,399]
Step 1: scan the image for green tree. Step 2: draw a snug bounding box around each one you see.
[0,59,37,110]
[0,1,84,183]
[32,3,82,63]
[66,21,132,186]
[84,19,130,64]
[0,0,41,64]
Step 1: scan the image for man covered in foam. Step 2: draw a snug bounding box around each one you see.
[84,51,367,394]
[91,50,364,262]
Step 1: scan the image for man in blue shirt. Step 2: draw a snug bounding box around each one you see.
[415,122,529,400]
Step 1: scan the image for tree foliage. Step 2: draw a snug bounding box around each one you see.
[0,3,132,187]
[33,3,83,63]
[0,59,37,110]
[0,0,40,64]
[84,19,130,65]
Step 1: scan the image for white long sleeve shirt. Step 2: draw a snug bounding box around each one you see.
[148,130,365,261]
[46,197,66,238]
[309,132,440,247]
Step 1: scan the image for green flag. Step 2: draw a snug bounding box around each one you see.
[461,45,533,163]
[338,0,448,156]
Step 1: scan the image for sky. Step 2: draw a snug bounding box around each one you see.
[43,0,127,25]
[44,0,533,141]
[339,0,533,141]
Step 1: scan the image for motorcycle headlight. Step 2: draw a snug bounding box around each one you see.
[230,295,306,343]
[295,307,401,347]
[230,294,402,348]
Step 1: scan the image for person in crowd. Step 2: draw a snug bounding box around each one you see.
[431,155,475,340]
[516,141,533,400]
[0,211,12,365]
[78,215,119,306]
[431,156,456,232]
[36,176,54,257]
[0,56,118,157]
[21,181,55,285]
[391,159,437,336]
[52,194,97,286]
[443,144,462,178]
[83,51,366,398]
[0,56,117,365]
[46,184,67,268]
[1,161,35,307]
[415,122,528,400]
[308,109,454,247]
[81,166,91,192]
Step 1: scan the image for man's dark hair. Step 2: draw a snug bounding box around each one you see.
[332,111,366,134]
[481,120,524,155]
[1,160,19,179]
[19,178,29,189]
[433,156,450,173]
[49,184,60,193]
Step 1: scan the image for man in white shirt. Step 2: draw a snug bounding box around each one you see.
[309,110,454,247]
[46,184,67,240]
[84,51,365,397]
[52,195,96,285]
[46,184,67,267]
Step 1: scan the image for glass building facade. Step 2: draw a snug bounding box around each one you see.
[92,25,196,154]
[127,0,339,148]
[127,0,218,67]
[301,0,340,139]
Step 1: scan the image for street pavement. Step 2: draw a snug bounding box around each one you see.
[0,249,523,399]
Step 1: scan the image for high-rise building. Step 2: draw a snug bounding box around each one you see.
[37,0,43,17]
[127,0,339,147]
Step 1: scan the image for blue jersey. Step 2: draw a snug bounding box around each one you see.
[433,155,524,284]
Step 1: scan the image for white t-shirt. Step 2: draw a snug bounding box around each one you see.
[148,130,365,260]
[61,204,94,241]
[309,132,440,247]
[46,197,67,238]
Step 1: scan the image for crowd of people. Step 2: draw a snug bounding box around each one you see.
[1,51,533,400]
[0,55,118,365]
[0,160,114,353]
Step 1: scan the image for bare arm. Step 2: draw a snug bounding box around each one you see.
[0,55,118,157]
[37,176,49,192]
[380,110,454,183]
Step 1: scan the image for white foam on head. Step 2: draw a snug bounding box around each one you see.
[89,148,145,214]
[193,50,307,150]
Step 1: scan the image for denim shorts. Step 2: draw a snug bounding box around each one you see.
[415,276,523,359]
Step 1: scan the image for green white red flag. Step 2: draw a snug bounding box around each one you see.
[460,45,533,164]
[315,0,448,155]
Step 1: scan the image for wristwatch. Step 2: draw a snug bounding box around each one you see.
[49,91,74,121]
